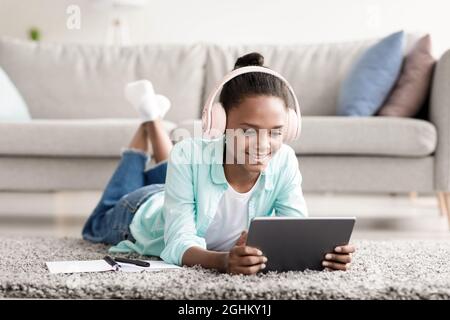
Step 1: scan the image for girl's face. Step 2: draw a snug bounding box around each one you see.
[224,95,286,173]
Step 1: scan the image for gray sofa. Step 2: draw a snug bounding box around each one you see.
[0,36,448,222]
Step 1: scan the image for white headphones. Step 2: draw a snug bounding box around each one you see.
[201,66,302,142]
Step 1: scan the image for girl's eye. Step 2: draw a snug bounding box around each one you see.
[242,128,283,138]
[243,128,257,137]
[271,130,283,137]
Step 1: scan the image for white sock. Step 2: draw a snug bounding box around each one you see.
[124,80,170,122]
[155,94,171,119]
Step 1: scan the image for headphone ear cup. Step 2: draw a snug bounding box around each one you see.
[211,102,227,138]
[207,102,227,138]
[284,108,299,142]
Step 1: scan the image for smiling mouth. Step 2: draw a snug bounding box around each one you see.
[246,152,271,163]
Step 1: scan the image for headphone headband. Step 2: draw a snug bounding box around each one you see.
[203,66,301,140]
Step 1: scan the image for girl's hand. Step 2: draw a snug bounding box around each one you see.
[322,244,355,271]
[225,231,268,275]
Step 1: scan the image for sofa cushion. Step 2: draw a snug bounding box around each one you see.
[0,66,31,121]
[337,31,405,116]
[168,117,436,157]
[0,119,176,157]
[377,34,436,117]
[0,37,206,124]
[288,116,437,157]
[204,35,418,116]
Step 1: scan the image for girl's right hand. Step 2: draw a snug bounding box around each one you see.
[225,231,268,275]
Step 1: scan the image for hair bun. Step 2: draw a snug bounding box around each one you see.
[234,52,264,69]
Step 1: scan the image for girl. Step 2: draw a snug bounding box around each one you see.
[82,52,355,275]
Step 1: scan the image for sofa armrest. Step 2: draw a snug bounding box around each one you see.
[430,49,450,191]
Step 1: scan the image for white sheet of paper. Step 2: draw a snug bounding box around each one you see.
[46,259,182,274]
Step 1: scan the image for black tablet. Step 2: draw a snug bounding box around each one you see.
[246,217,356,272]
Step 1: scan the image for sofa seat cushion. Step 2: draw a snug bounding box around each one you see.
[1,117,435,159]
[170,117,436,157]
[289,116,437,157]
[0,119,176,157]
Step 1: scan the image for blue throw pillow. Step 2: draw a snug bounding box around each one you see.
[337,31,405,116]
[0,66,31,121]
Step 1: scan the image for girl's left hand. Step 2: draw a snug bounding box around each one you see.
[322,244,355,271]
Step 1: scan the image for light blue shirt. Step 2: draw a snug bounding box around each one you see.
[110,137,308,265]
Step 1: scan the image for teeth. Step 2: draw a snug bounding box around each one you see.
[249,154,270,162]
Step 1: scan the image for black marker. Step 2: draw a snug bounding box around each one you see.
[103,255,121,271]
[114,257,150,267]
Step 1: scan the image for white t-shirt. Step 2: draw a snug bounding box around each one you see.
[204,177,260,252]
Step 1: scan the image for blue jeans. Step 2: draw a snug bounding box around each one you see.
[82,149,167,245]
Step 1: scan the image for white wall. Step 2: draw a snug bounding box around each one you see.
[1,0,449,56]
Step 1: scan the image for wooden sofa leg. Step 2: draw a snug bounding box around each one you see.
[437,192,447,217]
[445,193,450,228]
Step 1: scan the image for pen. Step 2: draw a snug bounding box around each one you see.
[114,257,150,267]
[103,255,121,271]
